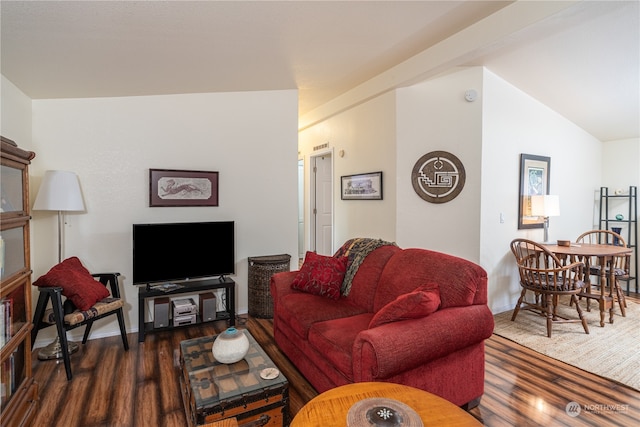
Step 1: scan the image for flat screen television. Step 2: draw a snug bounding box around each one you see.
[132,221,235,285]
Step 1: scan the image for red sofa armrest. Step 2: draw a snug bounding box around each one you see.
[270,271,298,301]
[352,304,494,381]
[270,271,301,331]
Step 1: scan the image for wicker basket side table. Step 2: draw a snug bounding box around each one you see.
[248,254,291,318]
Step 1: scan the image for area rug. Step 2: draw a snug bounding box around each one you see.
[493,297,640,391]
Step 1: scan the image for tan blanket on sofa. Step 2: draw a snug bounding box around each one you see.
[334,237,397,296]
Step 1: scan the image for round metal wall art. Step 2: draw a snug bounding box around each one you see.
[411,150,466,203]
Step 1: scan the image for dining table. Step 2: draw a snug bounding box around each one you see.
[541,242,632,327]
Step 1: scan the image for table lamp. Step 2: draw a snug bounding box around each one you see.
[33,170,86,359]
[530,194,560,243]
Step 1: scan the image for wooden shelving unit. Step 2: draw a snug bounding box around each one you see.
[1,136,38,426]
[137,277,236,342]
[599,186,638,294]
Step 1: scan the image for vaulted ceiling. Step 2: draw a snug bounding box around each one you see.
[2,1,638,141]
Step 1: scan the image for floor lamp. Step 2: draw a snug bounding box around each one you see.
[530,194,560,243]
[33,170,86,360]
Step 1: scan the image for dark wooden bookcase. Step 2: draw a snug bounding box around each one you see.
[1,136,38,426]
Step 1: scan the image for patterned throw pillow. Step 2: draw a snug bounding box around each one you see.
[33,257,110,311]
[291,251,348,300]
[368,283,441,328]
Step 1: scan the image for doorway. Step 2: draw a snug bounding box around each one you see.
[310,152,333,255]
[297,158,304,259]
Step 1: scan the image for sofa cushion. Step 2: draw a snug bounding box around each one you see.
[343,245,401,312]
[279,293,367,339]
[308,313,373,381]
[291,251,348,300]
[369,283,440,328]
[374,248,483,311]
[33,257,110,311]
[334,238,397,296]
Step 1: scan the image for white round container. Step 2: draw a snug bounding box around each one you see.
[211,327,250,364]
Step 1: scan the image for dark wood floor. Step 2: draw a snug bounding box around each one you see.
[29,310,639,427]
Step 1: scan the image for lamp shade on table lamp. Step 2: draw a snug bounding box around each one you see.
[530,194,560,218]
[530,194,560,243]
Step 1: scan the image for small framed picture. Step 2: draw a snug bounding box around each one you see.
[149,169,218,207]
[341,171,383,200]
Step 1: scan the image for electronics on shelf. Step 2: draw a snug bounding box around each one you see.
[173,298,197,316]
[154,298,170,328]
[172,298,197,326]
[199,293,217,322]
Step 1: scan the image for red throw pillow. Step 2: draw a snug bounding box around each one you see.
[33,257,110,311]
[291,251,348,300]
[368,283,441,328]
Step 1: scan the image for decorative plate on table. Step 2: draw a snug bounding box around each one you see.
[259,367,280,380]
[347,397,424,427]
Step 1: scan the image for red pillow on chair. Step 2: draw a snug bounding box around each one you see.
[291,251,348,300]
[33,257,110,311]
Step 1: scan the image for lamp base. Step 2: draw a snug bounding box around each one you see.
[37,337,79,360]
[543,217,550,243]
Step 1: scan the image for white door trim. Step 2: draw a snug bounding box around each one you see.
[309,148,334,254]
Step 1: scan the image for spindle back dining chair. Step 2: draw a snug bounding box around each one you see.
[575,229,629,316]
[510,238,589,337]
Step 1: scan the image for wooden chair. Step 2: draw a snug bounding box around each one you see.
[575,229,629,316]
[510,239,589,337]
[31,272,129,380]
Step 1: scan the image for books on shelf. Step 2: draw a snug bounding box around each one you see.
[0,298,13,349]
[0,353,16,408]
[0,297,22,408]
[0,235,5,277]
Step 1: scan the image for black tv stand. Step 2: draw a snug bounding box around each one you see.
[137,277,235,342]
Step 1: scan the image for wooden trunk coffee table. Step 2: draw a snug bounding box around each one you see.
[179,329,289,427]
[290,382,481,427]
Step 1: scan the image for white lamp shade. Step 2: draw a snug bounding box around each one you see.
[530,194,560,217]
[33,170,86,212]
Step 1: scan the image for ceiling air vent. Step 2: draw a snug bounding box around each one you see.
[313,143,329,151]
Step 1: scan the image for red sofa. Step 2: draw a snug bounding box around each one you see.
[269,242,494,409]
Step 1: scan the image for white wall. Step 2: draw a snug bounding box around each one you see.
[27,90,299,344]
[602,138,640,190]
[1,76,32,147]
[396,66,603,312]
[481,69,603,313]
[298,91,397,252]
[396,67,483,261]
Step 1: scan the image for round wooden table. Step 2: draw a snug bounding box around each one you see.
[542,242,632,326]
[290,382,482,427]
